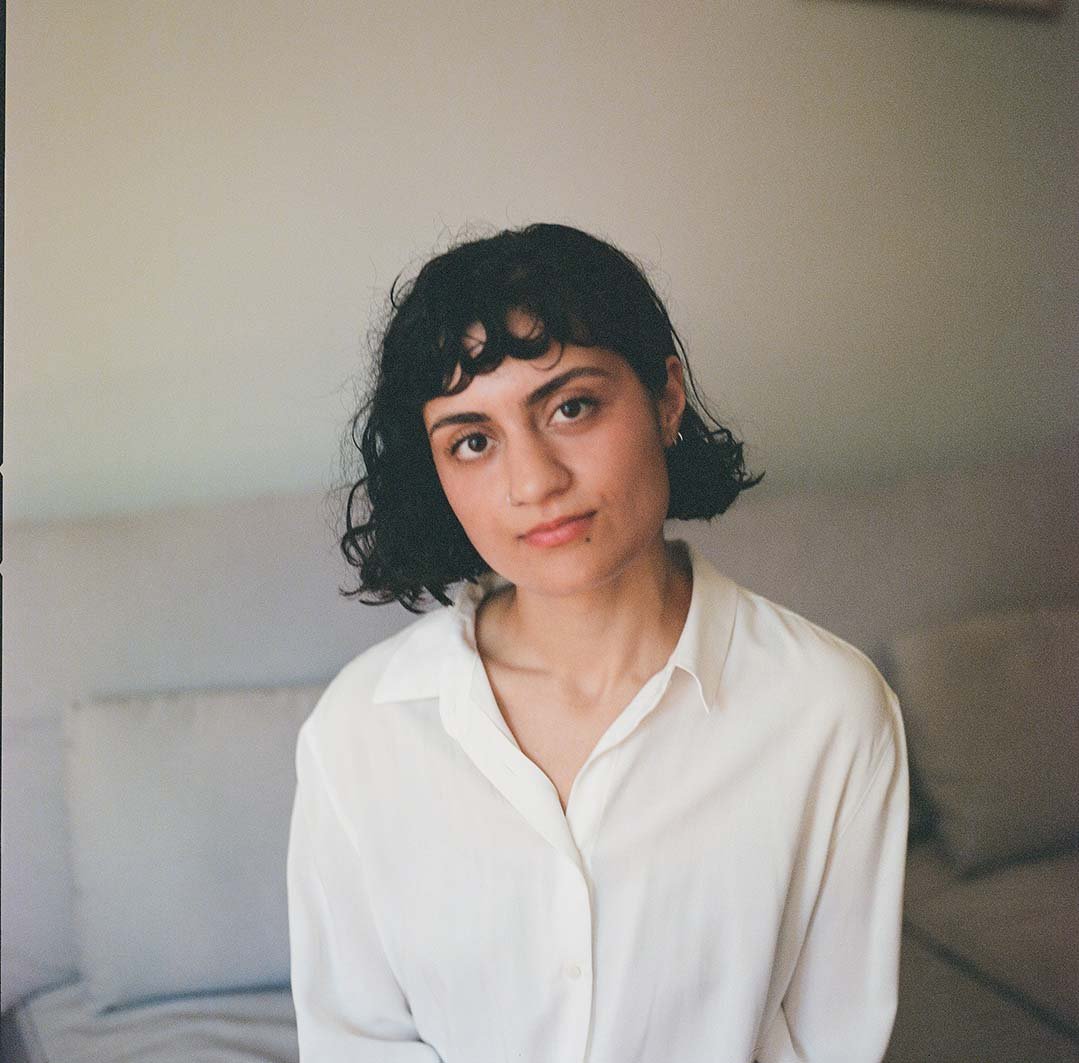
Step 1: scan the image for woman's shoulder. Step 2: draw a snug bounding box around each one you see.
[300,605,456,745]
[729,582,901,743]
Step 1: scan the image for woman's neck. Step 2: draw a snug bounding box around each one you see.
[476,537,693,707]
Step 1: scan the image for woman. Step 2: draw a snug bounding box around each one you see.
[287,223,909,1063]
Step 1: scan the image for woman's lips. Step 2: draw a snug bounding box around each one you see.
[521,512,596,548]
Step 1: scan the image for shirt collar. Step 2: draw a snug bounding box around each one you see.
[371,537,739,714]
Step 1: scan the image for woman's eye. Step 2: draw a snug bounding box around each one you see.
[554,396,598,422]
[449,433,489,461]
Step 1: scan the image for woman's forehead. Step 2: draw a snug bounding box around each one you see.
[459,307,544,356]
[435,304,611,397]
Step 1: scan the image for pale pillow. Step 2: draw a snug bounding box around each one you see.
[892,606,1079,875]
[1,715,79,1014]
[62,684,323,1012]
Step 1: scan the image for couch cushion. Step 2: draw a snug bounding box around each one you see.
[891,605,1079,874]
[902,838,959,911]
[1,716,79,1014]
[886,931,1079,1063]
[903,848,1079,1034]
[62,684,323,1012]
[13,978,297,1063]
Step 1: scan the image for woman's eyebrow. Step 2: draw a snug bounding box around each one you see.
[426,367,613,438]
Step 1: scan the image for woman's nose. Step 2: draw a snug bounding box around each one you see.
[505,433,571,506]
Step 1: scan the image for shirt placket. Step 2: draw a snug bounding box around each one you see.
[443,643,679,1063]
[435,651,592,1062]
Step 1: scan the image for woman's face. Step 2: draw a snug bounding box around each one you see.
[421,311,686,598]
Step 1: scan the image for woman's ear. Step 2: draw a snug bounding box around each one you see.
[659,355,687,446]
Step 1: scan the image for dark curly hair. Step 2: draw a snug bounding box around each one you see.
[338,222,763,612]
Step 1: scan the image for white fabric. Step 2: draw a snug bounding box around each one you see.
[287,538,909,1063]
[63,684,324,1012]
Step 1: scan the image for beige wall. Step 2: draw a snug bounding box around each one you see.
[5,0,1077,522]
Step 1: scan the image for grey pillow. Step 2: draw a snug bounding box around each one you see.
[891,605,1079,875]
[62,684,323,1012]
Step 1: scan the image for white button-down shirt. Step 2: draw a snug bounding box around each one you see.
[287,538,909,1063]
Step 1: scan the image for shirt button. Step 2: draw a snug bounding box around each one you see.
[564,962,582,980]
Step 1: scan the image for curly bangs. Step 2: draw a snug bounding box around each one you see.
[339,222,763,612]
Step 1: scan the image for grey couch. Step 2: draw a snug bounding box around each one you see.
[883,606,1079,1063]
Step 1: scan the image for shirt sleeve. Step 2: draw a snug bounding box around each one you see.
[287,723,443,1063]
[757,691,910,1063]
